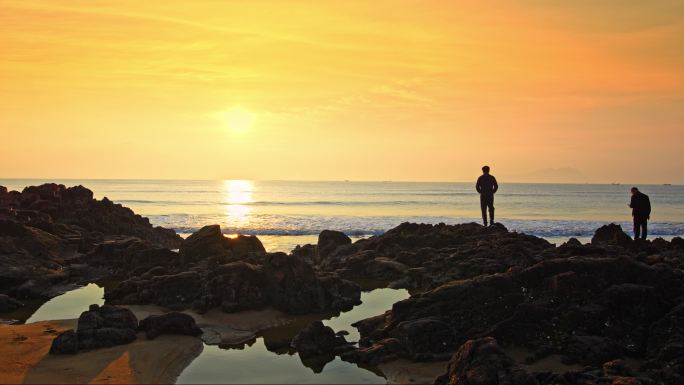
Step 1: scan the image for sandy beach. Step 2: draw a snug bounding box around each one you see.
[0,319,203,384]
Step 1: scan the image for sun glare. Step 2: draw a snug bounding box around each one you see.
[221,107,255,133]
[223,180,254,227]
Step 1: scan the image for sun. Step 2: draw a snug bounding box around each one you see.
[220,107,255,133]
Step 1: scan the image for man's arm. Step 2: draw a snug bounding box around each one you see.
[646,196,651,219]
[492,177,499,194]
[629,195,635,208]
[476,177,482,193]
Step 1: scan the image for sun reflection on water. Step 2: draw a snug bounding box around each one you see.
[224,180,253,227]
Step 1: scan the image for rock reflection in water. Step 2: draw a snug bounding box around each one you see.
[177,288,409,384]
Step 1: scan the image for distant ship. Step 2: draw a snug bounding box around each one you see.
[663,183,672,186]
[611,182,621,186]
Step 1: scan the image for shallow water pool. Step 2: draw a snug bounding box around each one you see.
[25,283,105,323]
[177,288,409,384]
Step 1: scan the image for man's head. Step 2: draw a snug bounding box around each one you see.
[631,187,639,195]
[482,166,490,174]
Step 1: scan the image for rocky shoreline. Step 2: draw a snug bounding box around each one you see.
[2,183,684,384]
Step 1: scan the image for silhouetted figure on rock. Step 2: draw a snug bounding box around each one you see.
[629,187,651,240]
[476,166,498,226]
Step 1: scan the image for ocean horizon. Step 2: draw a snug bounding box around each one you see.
[3,179,683,252]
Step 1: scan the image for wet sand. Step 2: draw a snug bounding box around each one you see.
[126,305,297,346]
[0,319,203,384]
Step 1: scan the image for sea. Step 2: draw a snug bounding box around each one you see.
[2,179,683,252]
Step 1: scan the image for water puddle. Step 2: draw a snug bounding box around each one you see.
[25,283,105,323]
[177,288,410,384]
[1,281,410,384]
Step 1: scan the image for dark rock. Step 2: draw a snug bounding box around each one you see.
[347,255,684,374]
[319,222,554,290]
[77,327,137,350]
[76,304,138,350]
[263,252,361,314]
[106,271,202,309]
[291,321,349,358]
[592,224,632,247]
[433,337,537,385]
[603,359,633,377]
[0,294,24,312]
[562,237,583,247]
[291,244,317,265]
[179,225,265,265]
[106,251,361,315]
[139,312,202,339]
[389,317,456,359]
[49,329,79,354]
[317,230,351,264]
[0,183,181,299]
[85,238,181,276]
[0,220,67,296]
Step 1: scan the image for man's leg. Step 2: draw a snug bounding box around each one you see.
[633,217,641,240]
[480,196,488,226]
[489,198,495,225]
[641,219,648,240]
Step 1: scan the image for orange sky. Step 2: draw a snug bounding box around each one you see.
[1,1,683,183]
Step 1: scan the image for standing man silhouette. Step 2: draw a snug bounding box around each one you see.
[629,187,651,240]
[476,166,498,226]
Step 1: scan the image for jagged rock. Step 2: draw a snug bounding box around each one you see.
[346,255,684,379]
[85,238,181,276]
[76,304,138,350]
[138,312,202,339]
[433,337,537,385]
[318,222,554,290]
[0,294,24,312]
[264,252,339,314]
[105,271,202,309]
[179,225,265,265]
[603,359,633,377]
[106,251,361,315]
[317,230,351,264]
[0,219,67,296]
[291,244,317,265]
[0,183,181,298]
[388,317,456,359]
[49,329,78,354]
[1,183,180,247]
[291,321,349,358]
[592,224,632,247]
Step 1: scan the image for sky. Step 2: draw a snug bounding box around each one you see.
[1,0,683,183]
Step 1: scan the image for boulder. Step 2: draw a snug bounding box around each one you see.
[138,312,202,339]
[317,230,351,263]
[346,255,684,374]
[179,225,265,265]
[49,329,79,355]
[76,304,138,350]
[592,224,632,247]
[291,321,349,358]
[318,222,554,290]
[106,252,361,315]
[263,252,360,314]
[105,271,203,309]
[85,238,181,275]
[291,244,317,265]
[434,337,537,385]
[0,294,24,312]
